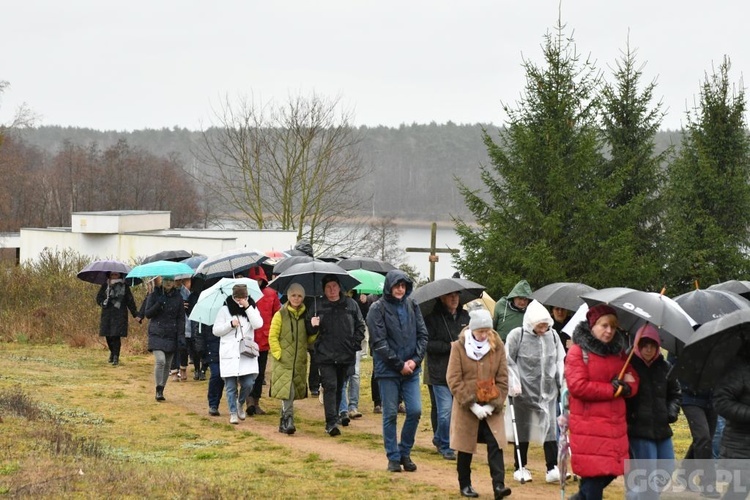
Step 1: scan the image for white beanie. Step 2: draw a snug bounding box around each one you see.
[286,283,305,298]
[468,308,493,330]
[523,300,553,329]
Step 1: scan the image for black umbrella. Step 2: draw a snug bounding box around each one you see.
[673,289,750,325]
[531,282,597,312]
[675,308,750,391]
[581,287,696,353]
[77,259,137,285]
[338,256,397,275]
[142,249,192,264]
[195,248,268,279]
[268,261,360,296]
[706,280,750,300]
[273,255,319,276]
[411,278,485,316]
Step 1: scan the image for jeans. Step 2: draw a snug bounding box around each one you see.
[713,415,725,460]
[432,384,453,454]
[224,374,257,415]
[319,363,349,428]
[339,351,362,413]
[153,350,174,387]
[207,361,224,409]
[577,475,616,500]
[379,371,422,461]
[628,437,675,499]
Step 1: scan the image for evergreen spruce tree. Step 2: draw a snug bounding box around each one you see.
[597,44,671,290]
[663,57,750,292]
[454,24,606,296]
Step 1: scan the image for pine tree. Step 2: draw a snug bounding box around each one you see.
[454,23,605,296]
[663,57,750,292]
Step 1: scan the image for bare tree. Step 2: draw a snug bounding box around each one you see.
[196,92,370,255]
[0,80,35,146]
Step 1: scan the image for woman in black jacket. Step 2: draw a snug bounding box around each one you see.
[145,275,185,401]
[96,271,139,366]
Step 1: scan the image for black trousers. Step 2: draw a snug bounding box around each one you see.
[105,336,121,357]
[577,475,616,500]
[308,349,320,391]
[514,440,558,471]
[457,419,506,490]
[683,404,718,486]
[319,363,350,427]
[250,350,269,400]
[371,372,381,406]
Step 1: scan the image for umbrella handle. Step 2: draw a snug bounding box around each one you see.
[614,325,644,397]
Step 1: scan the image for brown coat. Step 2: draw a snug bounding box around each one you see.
[446,330,509,454]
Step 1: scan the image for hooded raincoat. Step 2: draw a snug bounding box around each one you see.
[493,280,533,341]
[505,300,566,442]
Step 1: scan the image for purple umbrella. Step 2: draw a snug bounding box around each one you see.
[77,259,137,285]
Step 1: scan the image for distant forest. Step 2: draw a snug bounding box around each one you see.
[17,124,683,221]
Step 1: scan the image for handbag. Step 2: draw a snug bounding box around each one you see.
[475,351,499,403]
[239,337,260,358]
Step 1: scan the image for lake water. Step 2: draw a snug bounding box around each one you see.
[397,223,463,281]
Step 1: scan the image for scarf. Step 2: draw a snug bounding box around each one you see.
[104,281,127,309]
[464,330,491,361]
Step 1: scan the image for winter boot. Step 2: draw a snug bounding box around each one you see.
[284,415,296,435]
[179,367,187,381]
[254,399,267,415]
[108,353,114,364]
[112,355,119,366]
[155,386,165,402]
[247,397,257,416]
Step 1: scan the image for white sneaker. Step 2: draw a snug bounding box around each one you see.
[513,467,532,483]
[229,413,239,425]
[545,466,571,483]
[238,407,246,420]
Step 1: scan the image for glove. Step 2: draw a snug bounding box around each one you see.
[481,404,494,417]
[508,384,522,397]
[667,403,680,423]
[470,403,489,420]
[612,378,631,397]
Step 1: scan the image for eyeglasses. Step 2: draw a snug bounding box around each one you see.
[393,282,407,289]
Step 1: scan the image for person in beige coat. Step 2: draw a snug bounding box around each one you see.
[447,307,512,499]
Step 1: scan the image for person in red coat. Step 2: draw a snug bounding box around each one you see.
[246,265,282,415]
[565,304,639,500]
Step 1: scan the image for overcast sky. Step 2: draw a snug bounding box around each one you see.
[1,1,746,132]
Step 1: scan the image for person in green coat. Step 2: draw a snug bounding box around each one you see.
[268,283,317,434]
[492,279,533,341]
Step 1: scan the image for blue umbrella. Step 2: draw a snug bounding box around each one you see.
[188,277,263,325]
[77,259,135,285]
[181,254,208,270]
[127,260,194,279]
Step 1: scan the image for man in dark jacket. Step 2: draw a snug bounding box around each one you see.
[367,270,428,473]
[424,291,469,461]
[308,274,366,436]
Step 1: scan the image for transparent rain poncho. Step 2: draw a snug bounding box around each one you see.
[505,300,567,443]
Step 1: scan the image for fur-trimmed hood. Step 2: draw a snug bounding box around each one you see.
[572,320,627,356]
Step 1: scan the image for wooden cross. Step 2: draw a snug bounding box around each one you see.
[405,222,459,282]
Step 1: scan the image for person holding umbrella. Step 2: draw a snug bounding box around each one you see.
[566,304,639,500]
[308,275,366,436]
[213,284,263,424]
[144,275,186,402]
[96,271,139,366]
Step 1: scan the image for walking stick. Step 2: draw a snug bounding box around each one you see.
[508,396,526,483]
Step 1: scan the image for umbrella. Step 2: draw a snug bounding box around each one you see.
[673,289,750,325]
[411,278,485,316]
[273,255,318,275]
[531,282,597,312]
[706,280,750,299]
[348,269,386,295]
[265,250,288,259]
[77,259,135,285]
[338,256,397,275]
[181,254,207,270]
[268,261,360,296]
[127,260,194,279]
[557,389,571,499]
[195,248,268,279]
[675,308,750,391]
[188,277,263,325]
[580,287,697,353]
[142,249,192,264]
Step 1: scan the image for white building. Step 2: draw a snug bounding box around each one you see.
[14,210,297,264]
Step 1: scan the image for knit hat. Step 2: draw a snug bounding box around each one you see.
[469,308,493,331]
[321,274,340,287]
[232,284,248,299]
[586,304,618,328]
[286,282,305,298]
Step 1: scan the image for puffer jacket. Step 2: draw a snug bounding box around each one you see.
[247,266,282,352]
[714,358,750,459]
[367,270,428,379]
[424,300,469,385]
[309,293,365,365]
[145,287,186,352]
[269,303,317,400]
[565,320,640,477]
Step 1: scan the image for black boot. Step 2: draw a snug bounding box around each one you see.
[285,415,296,435]
[108,353,114,364]
[278,416,286,433]
[112,355,119,366]
[155,386,165,401]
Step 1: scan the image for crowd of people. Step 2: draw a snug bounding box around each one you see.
[95,261,750,500]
